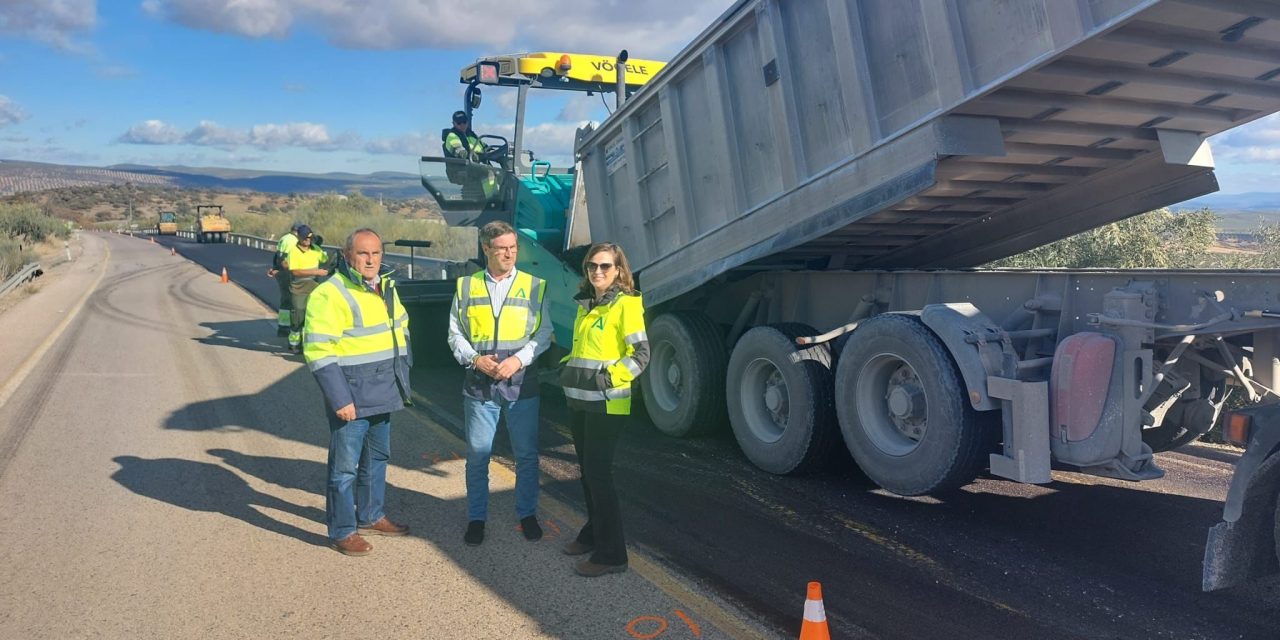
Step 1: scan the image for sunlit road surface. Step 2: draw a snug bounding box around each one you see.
[0,232,764,640]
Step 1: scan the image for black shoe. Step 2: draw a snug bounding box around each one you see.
[464,520,485,546]
[520,516,542,541]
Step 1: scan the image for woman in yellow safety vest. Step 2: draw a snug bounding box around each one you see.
[558,242,649,577]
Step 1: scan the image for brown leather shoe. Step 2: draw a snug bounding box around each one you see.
[562,540,594,556]
[358,516,409,537]
[574,558,627,577]
[330,533,372,556]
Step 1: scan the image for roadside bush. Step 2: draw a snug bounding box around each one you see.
[227,193,476,261]
[0,236,23,281]
[0,203,71,243]
[988,208,1218,269]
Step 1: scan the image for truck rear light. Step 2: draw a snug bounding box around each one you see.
[1224,412,1252,447]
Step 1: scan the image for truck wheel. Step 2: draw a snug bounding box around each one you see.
[835,314,996,495]
[640,312,727,437]
[727,324,839,475]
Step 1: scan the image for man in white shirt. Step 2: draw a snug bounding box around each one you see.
[447,221,552,546]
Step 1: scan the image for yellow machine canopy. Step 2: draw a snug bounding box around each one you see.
[461,52,666,91]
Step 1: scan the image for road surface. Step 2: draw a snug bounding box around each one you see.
[3,230,1279,639]
[0,232,761,639]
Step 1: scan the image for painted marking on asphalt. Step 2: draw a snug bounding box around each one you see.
[403,389,770,640]
[732,478,803,520]
[0,239,111,411]
[829,513,941,570]
[674,609,702,638]
[626,615,669,639]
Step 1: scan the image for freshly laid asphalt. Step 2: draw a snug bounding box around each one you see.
[6,231,1278,639]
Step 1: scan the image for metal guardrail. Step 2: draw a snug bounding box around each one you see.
[0,262,43,297]
[171,230,461,281]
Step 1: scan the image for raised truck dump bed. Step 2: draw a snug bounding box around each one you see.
[576,0,1280,306]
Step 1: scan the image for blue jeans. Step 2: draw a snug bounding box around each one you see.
[463,396,540,521]
[326,413,391,541]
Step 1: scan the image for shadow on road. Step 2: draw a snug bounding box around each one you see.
[110,455,328,548]
[197,320,293,355]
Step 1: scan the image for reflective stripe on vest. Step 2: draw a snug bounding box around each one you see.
[457,271,543,355]
[305,273,407,364]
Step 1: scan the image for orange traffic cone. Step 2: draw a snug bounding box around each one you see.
[220,267,229,284]
[799,582,830,640]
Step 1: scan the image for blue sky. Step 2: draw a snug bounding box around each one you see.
[0,0,734,174]
[0,0,1276,194]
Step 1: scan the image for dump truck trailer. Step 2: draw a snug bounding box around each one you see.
[413,0,1280,590]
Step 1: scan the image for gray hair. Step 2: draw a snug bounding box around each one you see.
[479,220,516,248]
[344,227,382,252]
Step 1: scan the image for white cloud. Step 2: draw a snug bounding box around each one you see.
[557,94,601,122]
[483,120,591,161]
[117,119,184,144]
[118,119,366,153]
[0,96,29,127]
[184,120,247,148]
[364,132,440,156]
[1211,113,1280,161]
[143,0,735,56]
[0,0,96,51]
[249,122,350,150]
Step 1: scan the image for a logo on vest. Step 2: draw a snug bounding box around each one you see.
[515,288,527,298]
[591,317,605,331]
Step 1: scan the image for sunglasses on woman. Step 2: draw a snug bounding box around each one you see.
[585,262,615,273]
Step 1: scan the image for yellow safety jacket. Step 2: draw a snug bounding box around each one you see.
[559,286,649,415]
[304,262,412,417]
[274,232,298,269]
[287,244,328,273]
[457,270,545,401]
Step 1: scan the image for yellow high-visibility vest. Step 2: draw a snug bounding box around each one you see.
[456,270,544,354]
[560,290,647,415]
[287,244,327,271]
[304,269,411,417]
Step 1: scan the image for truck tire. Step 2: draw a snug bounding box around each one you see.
[727,324,839,475]
[835,314,996,495]
[640,312,727,437]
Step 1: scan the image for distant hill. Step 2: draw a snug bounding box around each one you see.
[0,159,425,199]
[1172,192,1280,232]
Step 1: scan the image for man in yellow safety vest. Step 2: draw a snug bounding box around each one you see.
[447,220,552,547]
[304,227,413,556]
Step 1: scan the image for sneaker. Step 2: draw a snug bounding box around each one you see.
[519,516,542,541]
[574,558,627,577]
[464,520,485,546]
[562,540,593,556]
[358,516,409,537]
[330,533,372,556]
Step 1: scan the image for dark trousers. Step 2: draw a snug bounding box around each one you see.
[275,269,293,312]
[290,277,319,333]
[569,409,627,565]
